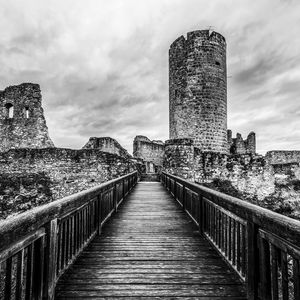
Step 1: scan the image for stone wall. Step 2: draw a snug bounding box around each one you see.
[194,151,274,200]
[0,83,54,152]
[227,130,256,155]
[169,30,228,153]
[163,142,274,200]
[83,137,131,158]
[0,148,137,219]
[272,162,299,176]
[133,136,164,169]
[265,150,300,165]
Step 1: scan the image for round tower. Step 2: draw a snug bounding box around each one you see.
[169,30,227,153]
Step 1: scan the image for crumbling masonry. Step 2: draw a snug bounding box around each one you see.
[0,83,54,152]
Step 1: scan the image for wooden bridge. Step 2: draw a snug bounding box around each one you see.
[1,171,300,299]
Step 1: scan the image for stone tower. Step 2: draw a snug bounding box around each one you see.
[169,30,227,153]
[0,83,54,152]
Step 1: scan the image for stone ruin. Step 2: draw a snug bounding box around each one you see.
[134,30,300,214]
[0,83,54,152]
[0,84,137,219]
[133,136,164,173]
[83,137,132,159]
[1,29,300,219]
[227,130,256,155]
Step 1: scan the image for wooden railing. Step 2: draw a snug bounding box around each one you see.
[0,171,138,300]
[162,172,300,300]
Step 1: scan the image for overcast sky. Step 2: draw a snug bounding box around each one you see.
[0,0,299,154]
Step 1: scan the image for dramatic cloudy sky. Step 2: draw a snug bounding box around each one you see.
[0,0,299,154]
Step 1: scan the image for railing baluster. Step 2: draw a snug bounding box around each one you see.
[25,244,34,300]
[246,222,259,300]
[281,251,289,300]
[97,193,102,234]
[32,237,45,300]
[182,186,186,211]
[61,221,66,270]
[44,218,58,300]
[221,212,224,252]
[4,256,12,300]
[241,224,246,277]
[224,214,227,253]
[71,215,75,257]
[65,218,70,265]
[294,258,300,300]
[15,249,24,300]
[270,244,279,300]
[203,201,207,232]
[237,222,241,272]
[259,237,271,300]
[215,209,219,247]
[84,208,87,242]
[114,183,117,212]
[232,219,236,266]
[88,204,92,236]
[199,195,204,235]
[228,218,232,262]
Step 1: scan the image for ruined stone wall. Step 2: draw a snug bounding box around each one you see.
[0,83,54,152]
[163,143,274,200]
[228,130,256,155]
[133,136,164,167]
[265,150,300,165]
[169,30,227,153]
[0,148,137,204]
[272,162,299,176]
[83,137,131,159]
[194,151,274,200]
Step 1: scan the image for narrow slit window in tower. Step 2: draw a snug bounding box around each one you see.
[215,61,220,66]
[25,107,30,119]
[5,103,14,118]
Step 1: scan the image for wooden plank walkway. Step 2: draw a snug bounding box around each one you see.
[55,182,246,299]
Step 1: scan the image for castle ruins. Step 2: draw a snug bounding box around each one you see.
[0,83,54,152]
[0,29,300,217]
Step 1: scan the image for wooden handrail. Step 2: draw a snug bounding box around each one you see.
[162,172,300,300]
[162,172,300,246]
[0,171,138,300]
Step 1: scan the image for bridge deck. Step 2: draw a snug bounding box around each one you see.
[55,182,246,299]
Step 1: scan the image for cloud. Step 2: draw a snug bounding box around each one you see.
[0,0,300,154]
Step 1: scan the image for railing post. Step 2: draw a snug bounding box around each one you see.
[182,186,186,211]
[198,195,204,235]
[113,183,118,212]
[246,222,259,300]
[33,236,45,300]
[174,180,177,201]
[43,219,58,300]
[122,179,125,200]
[259,235,272,300]
[97,193,102,235]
